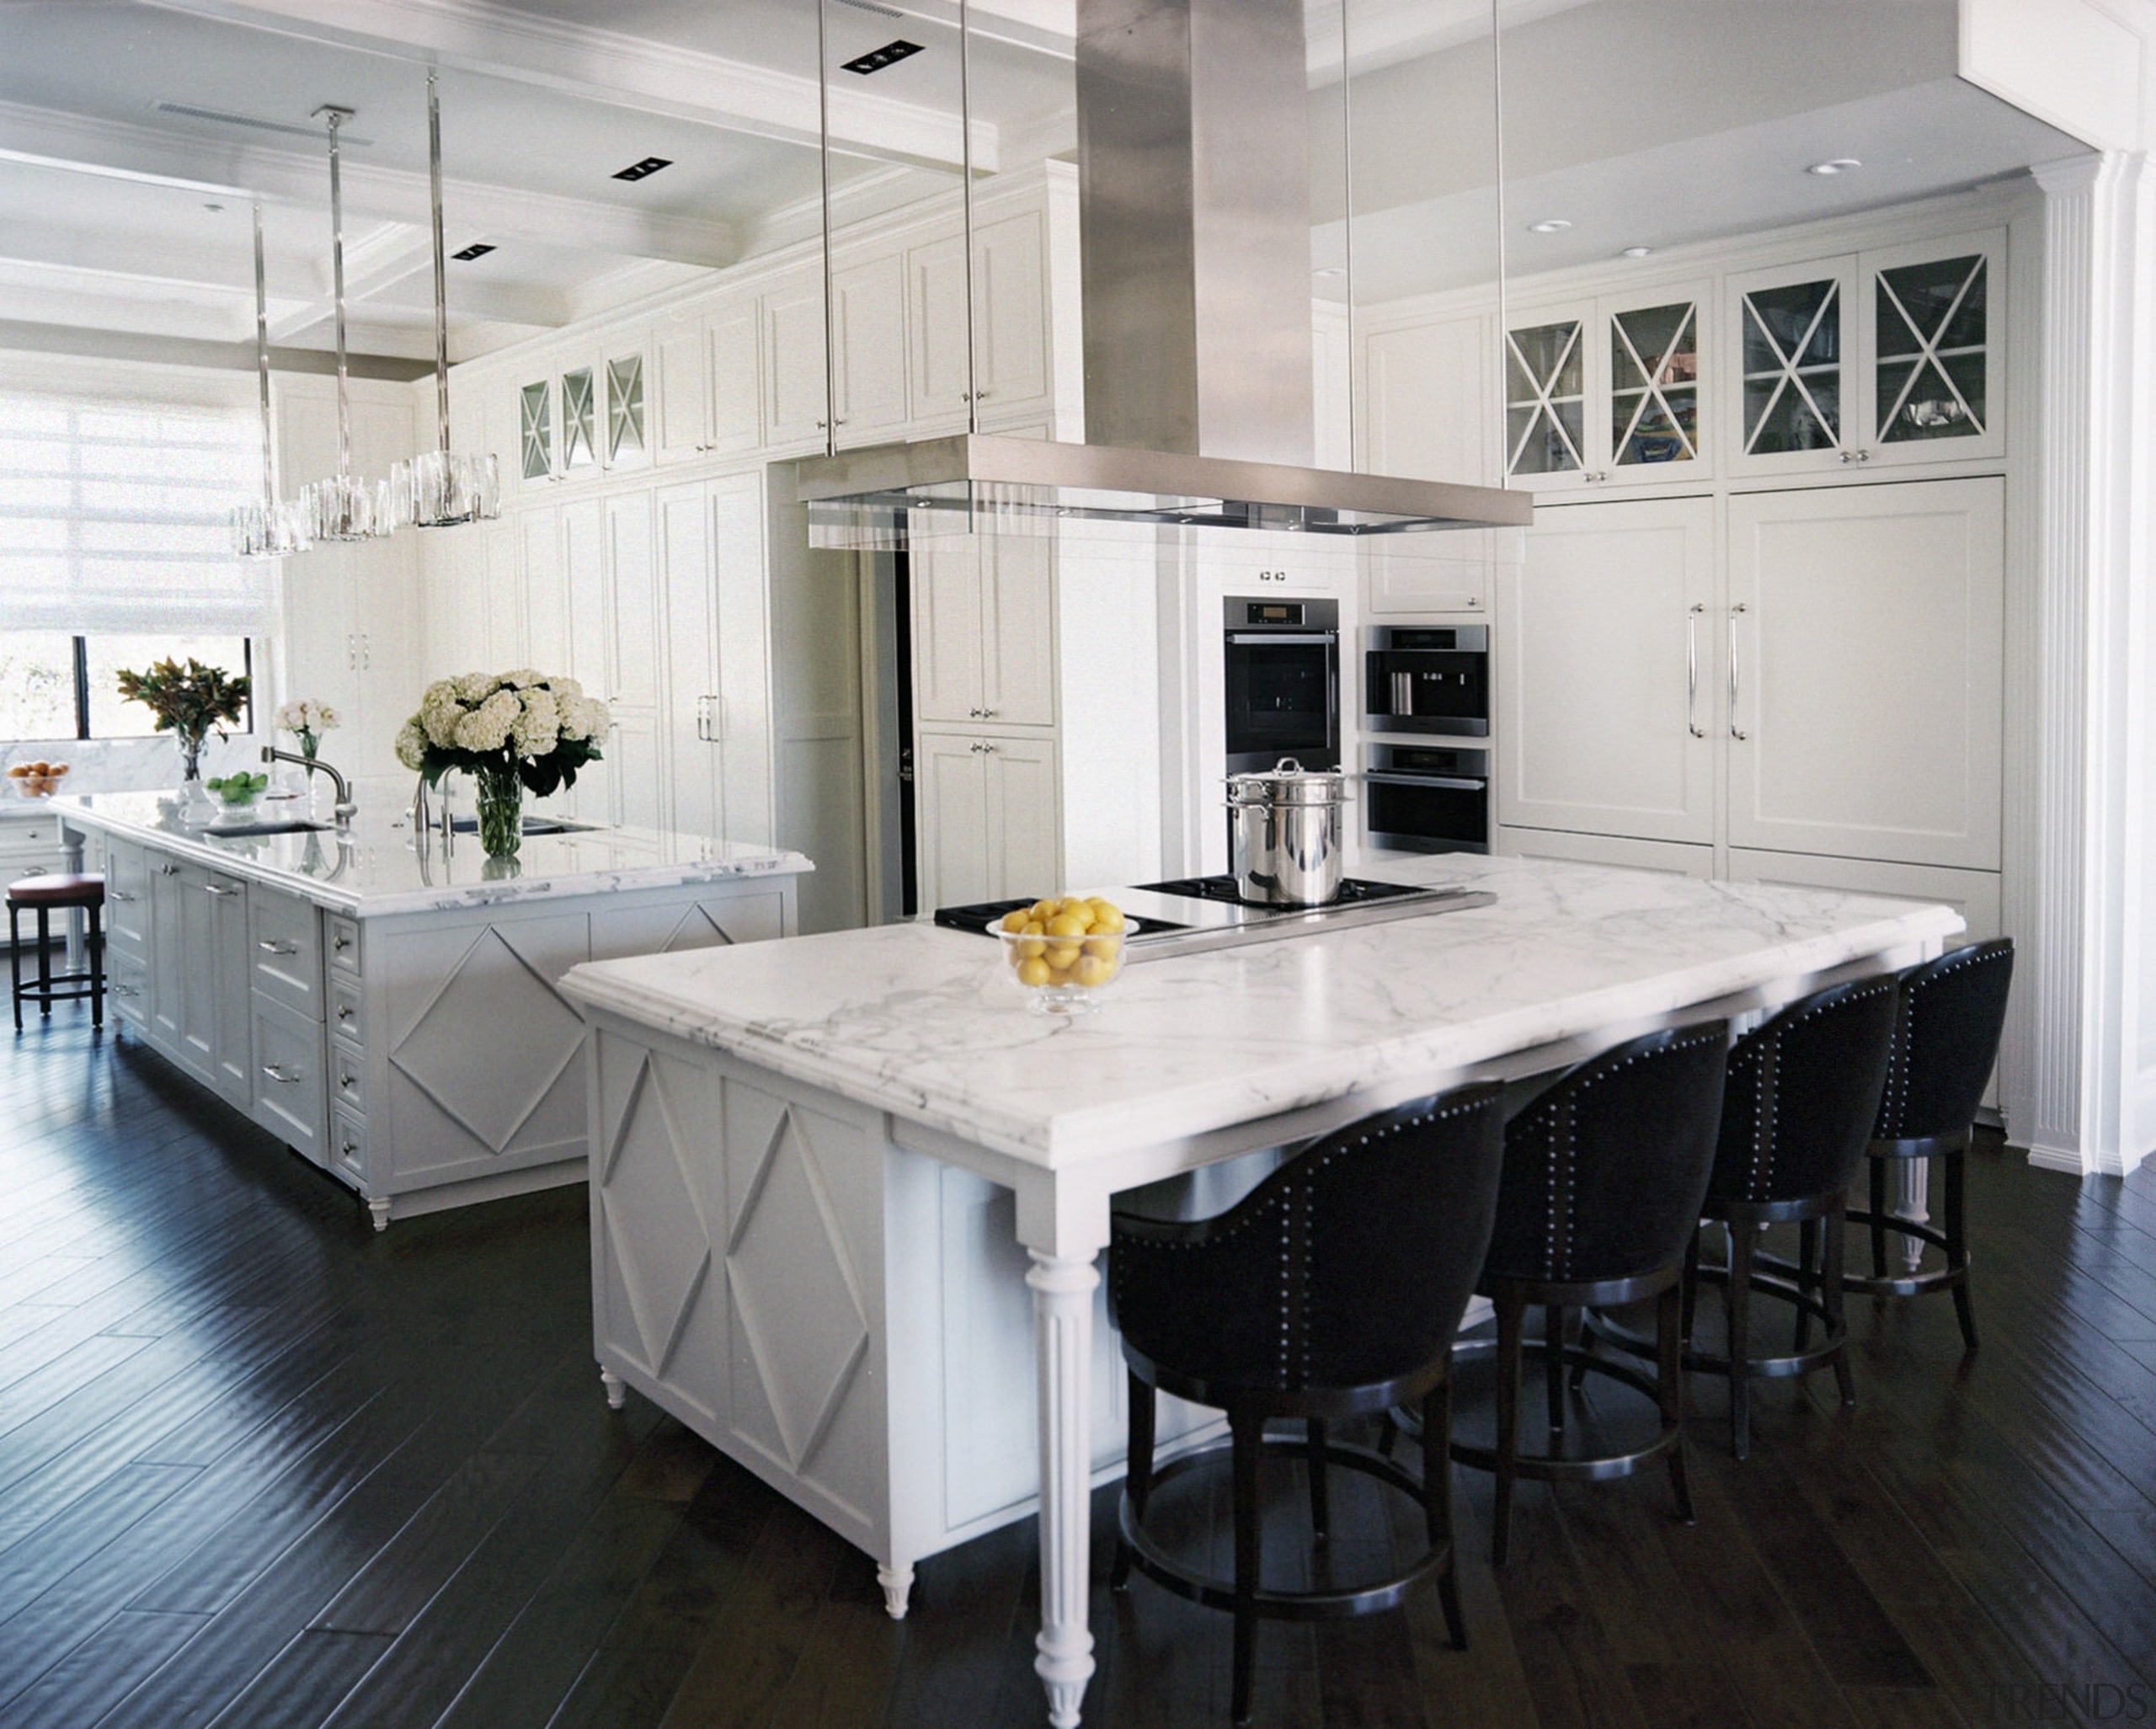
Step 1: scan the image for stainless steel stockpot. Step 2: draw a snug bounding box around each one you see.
[1225,756,1351,906]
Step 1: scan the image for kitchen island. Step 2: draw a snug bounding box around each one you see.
[559,855,1962,1728]
[59,792,811,1227]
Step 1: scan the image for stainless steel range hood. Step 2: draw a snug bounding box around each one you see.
[798,0,1530,548]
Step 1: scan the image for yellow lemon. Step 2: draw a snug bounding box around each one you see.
[1022,919,1045,936]
[1044,939,1081,970]
[1000,910,1029,933]
[1082,933,1122,960]
[1030,899,1059,921]
[1017,936,1047,959]
[1017,956,1053,987]
[1047,912,1090,937]
[1075,954,1115,988]
[1089,909,1126,935]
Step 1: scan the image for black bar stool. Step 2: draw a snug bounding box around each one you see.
[1664,976,1898,1459]
[1108,1081,1507,1726]
[8,873,104,1032]
[1844,939,2014,1353]
[1437,1023,1730,1564]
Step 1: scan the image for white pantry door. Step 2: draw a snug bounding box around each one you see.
[1496,496,1716,844]
[1724,477,2003,869]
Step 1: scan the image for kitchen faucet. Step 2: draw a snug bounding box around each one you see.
[262,744,358,830]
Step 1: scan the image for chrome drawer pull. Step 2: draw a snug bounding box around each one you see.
[333,933,353,953]
[111,890,136,903]
[204,882,241,897]
[261,1063,302,1084]
[157,862,179,876]
[258,938,299,955]
[336,1004,355,1022]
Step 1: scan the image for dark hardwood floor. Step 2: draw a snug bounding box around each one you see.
[4,1005,2156,1728]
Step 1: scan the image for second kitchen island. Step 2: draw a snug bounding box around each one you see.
[61,793,811,1228]
[561,853,1963,1729]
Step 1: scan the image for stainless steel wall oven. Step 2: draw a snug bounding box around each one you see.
[1363,740,1490,854]
[1223,596,1340,774]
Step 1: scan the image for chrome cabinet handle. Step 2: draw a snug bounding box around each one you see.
[333,933,352,953]
[979,742,998,755]
[1686,603,1705,739]
[258,937,299,955]
[115,984,141,999]
[1725,603,1742,737]
[340,1138,359,1158]
[204,882,241,897]
[261,1063,301,1084]
[336,1003,355,1022]
[157,862,179,876]
[111,890,136,903]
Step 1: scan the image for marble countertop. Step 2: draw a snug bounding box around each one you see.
[56,792,814,918]
[558,854,1963,1168]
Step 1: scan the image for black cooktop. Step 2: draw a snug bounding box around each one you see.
[1134,874,1433,910]
[932,897,1188,938]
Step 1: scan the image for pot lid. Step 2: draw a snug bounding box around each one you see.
[1226,757,1350,803]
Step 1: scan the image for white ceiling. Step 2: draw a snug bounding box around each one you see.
[0,0,2084,366]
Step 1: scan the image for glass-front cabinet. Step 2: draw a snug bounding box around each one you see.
[1725,228,2002,476]
[606,353,648,469]
[1505,283,1709,490]
[514,343,650,488]
[518,380,552,483]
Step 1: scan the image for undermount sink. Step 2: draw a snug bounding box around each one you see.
[205,817,334,838]
[447,815,598,836]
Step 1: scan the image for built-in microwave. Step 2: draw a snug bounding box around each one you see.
[1364,624,1489,738]
[1363,740,1489,854]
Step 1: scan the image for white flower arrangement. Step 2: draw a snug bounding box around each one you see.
[397,670,608,798]
[275,698,340,738]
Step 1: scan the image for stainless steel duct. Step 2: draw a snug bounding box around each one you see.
[798,0,1529,545]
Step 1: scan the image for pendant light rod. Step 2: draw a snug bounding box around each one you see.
[314,104,355,484]
[815,0,837,462]
[252,200,275,508]
[427,71,451,456]
[959,0,979,437]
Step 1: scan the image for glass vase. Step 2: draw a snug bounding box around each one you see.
[177,732,216,824]
[475,767,524,860]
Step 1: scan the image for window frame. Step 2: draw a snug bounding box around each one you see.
[3,635,256,745]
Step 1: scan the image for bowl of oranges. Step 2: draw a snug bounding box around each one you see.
[995,895,1128,1015]
[5,760,69,799]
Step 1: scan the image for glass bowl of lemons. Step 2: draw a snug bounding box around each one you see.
[995,896,1128,1015]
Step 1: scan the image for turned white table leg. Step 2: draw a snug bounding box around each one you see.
[600,1368,627,1411]
[366,1196,392,1233]
[1027,1248,1099,1729]
[1897,1160,1929,1274]
[877,1563,915,1620]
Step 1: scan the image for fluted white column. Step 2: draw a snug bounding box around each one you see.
[1027,1248,1100,1728]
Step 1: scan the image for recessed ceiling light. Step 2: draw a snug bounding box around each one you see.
[1527,218,1572,234]
[451,243,495,262]
[612,157,672,182]
[1806,157,1862,176]
[843,39,925,75]
[1620,245,1652,259]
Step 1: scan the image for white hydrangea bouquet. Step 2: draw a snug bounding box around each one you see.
[396,670,609,858]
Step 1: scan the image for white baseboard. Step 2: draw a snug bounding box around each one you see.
[2024,1142,2087,1176]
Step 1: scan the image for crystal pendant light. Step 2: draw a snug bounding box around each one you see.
[300,105,391,542]
[392,71,500,529]
[232,202,312,558]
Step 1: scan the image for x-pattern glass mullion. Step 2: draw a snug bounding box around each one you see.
[1741,285,1839,454]
[1876,258,1985,439]
[1506,321,1586,477]
[1609,304,1698,465]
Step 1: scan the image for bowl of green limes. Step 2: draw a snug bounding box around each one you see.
[205,770,269,811]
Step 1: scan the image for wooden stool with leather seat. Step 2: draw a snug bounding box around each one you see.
[1843,939,2015,1353]
[1107,1081,1507,1726]
[8,872,105,1032]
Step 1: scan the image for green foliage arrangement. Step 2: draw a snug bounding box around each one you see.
[114,658,250,746]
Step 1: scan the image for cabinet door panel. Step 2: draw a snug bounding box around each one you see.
[912,542,984,725]
[712,474,774,845]
[708,303,761,456]
[908,231,972,427]
[654,321,708,462]
[985,736,1059,900]
[1726,256,1857,477]
[974,211,1049,413]
[1604,287,1708,480]
[915,732,991,910]
[833,254,909,443]
[979,537,1055,727]
[1495,826,1715,879]
[174,863,217,1084]
[659,483,721,839]
[1725,478,2003,868]
[604,493,661,709]
[609,712,667,832]
[1858,230,2005,467]
[1366,314,1492,484]
[252,995,326,1165]
[148,859,185,1052]
[1496,497,1716,842]
[210,876,252,1107]
[763,280,829,450]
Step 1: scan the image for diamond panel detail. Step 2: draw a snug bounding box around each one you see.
[601,1056,712,1374]
[664,903,738,953]
[390,926,585,1152]
[727,1107,869,1472]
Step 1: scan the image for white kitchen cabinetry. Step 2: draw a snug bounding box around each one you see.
[762,275,830,452]
[1725,478,2003,869]
[1500,478,2004,877]
[914,536,1056,729]
[654,302,760,465]
[1726,230,2004,476]
[1505,282,1710,490]
[658,472,776,846]
[1495,826,1716,879]
[1496,496,1716,844]
[915,729,1059,910]
[831,254,910,446]
[908,209,1052,430]
[1365,312,1496,486]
